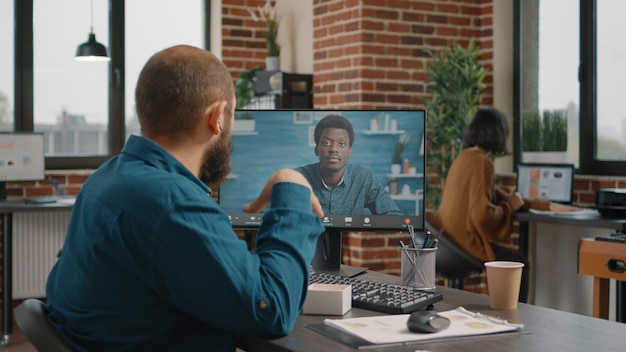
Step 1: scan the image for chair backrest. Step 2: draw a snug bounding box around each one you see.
[14,299,74,352]
[426,220,484,279]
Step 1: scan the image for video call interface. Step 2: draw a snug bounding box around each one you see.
[219,110,426,231]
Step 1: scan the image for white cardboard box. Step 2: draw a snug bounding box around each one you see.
[302,283,351,315]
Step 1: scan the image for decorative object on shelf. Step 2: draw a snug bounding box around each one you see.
[75,0,110,62]
[234,111,256,134]
[248,0,281,71]
[391,134,411,174]
[269,72,282,91]
[422,39,486,210]
[388,177,399,195]
[235,66,263,109]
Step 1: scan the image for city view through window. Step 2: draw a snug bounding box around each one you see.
[0,0,202,157]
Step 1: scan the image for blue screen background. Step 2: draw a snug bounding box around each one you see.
[219,110,426,217]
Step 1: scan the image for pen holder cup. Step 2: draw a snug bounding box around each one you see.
[400,247,437,290]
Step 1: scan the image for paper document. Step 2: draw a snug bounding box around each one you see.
[323,306,523,345]
[529,208,600,217]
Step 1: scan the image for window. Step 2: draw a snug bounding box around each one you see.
[34,0,109,157]
[11,0,210,169]
[125,0,204,139]
[518,0,626,175]
[596,0,626,161]
[0,1,14,131]
[519,0,579,166]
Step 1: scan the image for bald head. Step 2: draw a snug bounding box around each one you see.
[135,45,235,139]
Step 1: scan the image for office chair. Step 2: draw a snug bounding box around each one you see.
[426,220,484,289]
[14,298,74,352]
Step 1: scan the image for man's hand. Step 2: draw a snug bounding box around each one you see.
[242,168,324,218]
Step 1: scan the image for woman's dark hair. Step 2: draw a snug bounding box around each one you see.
[462,108,509,154]
[314,114,355,147]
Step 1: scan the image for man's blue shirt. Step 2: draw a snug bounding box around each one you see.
[45,135,325,351]
[295,163,402,215]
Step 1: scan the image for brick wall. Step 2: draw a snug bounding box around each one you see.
[311,0,495,109]
[221,0,273,80]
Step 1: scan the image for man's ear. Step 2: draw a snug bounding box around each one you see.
[205,100,228,135]
[314,145,319,156]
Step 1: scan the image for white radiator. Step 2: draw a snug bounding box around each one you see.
[12,211,70,299]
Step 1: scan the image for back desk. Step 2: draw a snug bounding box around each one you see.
[239,270,626,352]
[515,211,626,317]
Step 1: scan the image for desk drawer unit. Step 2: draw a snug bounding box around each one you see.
[578,238,626,320]
[579,238,626,280]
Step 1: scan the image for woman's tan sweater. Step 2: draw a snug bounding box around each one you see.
[432,148,549,262]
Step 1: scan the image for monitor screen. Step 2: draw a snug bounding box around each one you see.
[0,132,46,199]
[516,163,575,204]
[220,109,426,232]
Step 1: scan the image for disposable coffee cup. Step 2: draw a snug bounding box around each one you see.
[484,261,524,310]
[400,247,437,290]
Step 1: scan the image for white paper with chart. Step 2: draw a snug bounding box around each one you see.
[323,306,524,345]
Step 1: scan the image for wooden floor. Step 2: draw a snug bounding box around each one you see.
[1,324,36,352]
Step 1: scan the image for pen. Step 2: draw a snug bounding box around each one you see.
[432,227,444,242]
[407,224,417,248]
[48,177,66,196]
[399,241,415,265]
[422,230,431,249]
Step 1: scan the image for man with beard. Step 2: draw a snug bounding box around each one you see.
[296,114,402,216]
[45,45,325,351]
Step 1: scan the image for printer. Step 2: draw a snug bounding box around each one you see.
[595,188,626,217]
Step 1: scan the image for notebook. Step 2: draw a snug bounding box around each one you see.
[516,163,575,205]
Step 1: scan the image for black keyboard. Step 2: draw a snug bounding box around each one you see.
[23,196,61,204]
[595,233,626,243]
[309,271,443,314]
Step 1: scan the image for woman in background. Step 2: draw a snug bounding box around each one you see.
[432,108,578,303]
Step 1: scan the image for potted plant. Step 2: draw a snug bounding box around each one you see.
[235,66,263,109]
[422,39,486,210]
[248,1,281,71]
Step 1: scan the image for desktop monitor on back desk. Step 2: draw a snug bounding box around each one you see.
[219,109,427,277]
[516,163,575,204]
[0,133,45,200]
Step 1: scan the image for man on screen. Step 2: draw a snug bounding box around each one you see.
[296,114,403,216]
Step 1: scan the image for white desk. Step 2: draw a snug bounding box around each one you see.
[516,212,626,317]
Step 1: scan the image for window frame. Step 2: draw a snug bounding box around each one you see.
[12,0,212,170]
[514,0,626,176]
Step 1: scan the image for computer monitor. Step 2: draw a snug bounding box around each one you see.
[516,163,575,204]
[0,132,46,200]
[219,109,426,276]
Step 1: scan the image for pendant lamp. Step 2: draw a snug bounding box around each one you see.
[75,0,110,62]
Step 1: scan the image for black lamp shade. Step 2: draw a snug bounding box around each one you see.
[75,33,110,62]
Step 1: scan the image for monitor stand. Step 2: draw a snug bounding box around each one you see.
[310,230,368,278]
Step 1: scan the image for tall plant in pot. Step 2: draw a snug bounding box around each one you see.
[422,39,486,210]
[248,0,281,71]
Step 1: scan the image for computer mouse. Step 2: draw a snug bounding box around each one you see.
[406,310,450,333]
